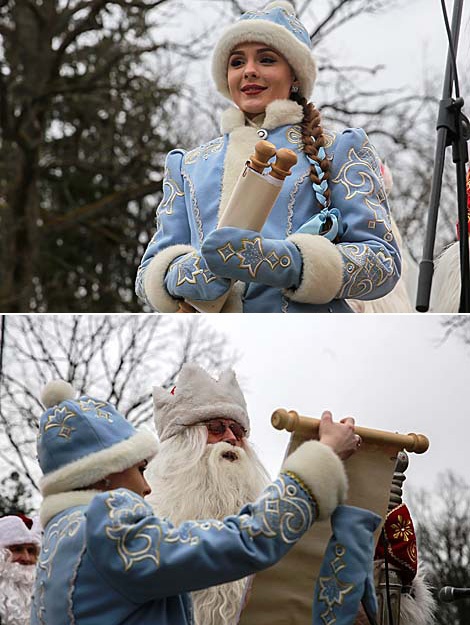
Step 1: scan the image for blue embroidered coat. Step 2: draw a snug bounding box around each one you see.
[136,100,401,313]
[31,473,317,625]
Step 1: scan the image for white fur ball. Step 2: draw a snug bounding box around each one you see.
[41,380,76,408]
[265,1,296,15]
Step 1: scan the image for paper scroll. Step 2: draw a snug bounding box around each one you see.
[186,142,297,313]
[238,410,429,625]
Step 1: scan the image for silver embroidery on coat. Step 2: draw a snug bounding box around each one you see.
[282,168,311,313]
[337,243,395,299]
[238,474,314,542]
[103,475,313,571]
[184,137,224,165]
[286,125,303,151]
[332,140,392,237]
[317,544,355,625]
[155,168,185,233]
[323,130,337,149]
[182,171,204,245]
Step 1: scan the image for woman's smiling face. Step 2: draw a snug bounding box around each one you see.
[227,42,295,118]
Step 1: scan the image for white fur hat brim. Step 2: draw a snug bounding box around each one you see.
[39,429,158,496]
[212,18,316,101]
[153,364,250,441]
[0,515,42,548]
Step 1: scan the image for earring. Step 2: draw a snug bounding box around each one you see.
[291,85,299,94]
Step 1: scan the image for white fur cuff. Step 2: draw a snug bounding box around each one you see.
[284,234,343,304]
[144,244,196,312]
[282,440,347,520]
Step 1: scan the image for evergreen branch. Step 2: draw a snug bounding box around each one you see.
[43,181,163,230]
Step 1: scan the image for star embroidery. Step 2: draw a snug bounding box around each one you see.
[236,237,265,278]
[265,250,281,270]
[217,242,236,263]
[319,607,337,625]
[78,399,113,422]
[318,575,354,608]
[175,253,202,286]
[200,267,218,284]
[44,406,78,439]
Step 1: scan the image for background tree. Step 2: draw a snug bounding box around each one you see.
[411,471,470,625]
[1,0,464,311]
[0,471,35,516]
[0,314,237,511]
[0,0,189,312]
[439,314,470,344]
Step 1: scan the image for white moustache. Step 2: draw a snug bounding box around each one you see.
[208,441,244,463]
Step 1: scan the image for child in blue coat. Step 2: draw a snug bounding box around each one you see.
[31,379,364,625]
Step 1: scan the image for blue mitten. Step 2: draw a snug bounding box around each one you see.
[201,227,302,289]
[164,251,231,302]
[313,505,381,625]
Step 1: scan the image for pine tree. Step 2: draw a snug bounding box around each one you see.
[0,0,180,311]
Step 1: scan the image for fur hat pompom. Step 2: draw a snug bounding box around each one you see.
[265,1,296,13]
[41,380,76,408]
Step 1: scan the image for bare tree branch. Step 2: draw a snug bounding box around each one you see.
[0,314,237,506]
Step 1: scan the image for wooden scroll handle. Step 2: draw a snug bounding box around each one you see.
[270,148,298,180]
[249,140,277,174]
[271,409,429,454]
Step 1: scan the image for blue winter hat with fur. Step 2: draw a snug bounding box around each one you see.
[212,1,317,100]
[37,380,158,496]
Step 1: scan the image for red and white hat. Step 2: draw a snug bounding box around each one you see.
[0,514,41,548]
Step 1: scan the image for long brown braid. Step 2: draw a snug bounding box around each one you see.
[292,93,331,208]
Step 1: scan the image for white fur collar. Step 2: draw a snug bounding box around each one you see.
[220,99,303,134]
[40,490,100,527]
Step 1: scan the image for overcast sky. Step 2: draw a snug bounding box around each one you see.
[169,0,470,104]
[201,314,468,505]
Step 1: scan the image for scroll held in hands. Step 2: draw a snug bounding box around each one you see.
[218,141,297,230]
[186,141,298,313]
[238,409,430,625]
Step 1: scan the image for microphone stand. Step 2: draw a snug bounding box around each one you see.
[416,0,470,312]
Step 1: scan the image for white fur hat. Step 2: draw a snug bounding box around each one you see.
[212,1,317,101]
[153,363,250,441]
[37,380,158,496]
[0,515,41,548]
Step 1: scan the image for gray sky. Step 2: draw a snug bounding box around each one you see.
[320,0,469,92]
[202,314,468,503]
[170,0,470,102]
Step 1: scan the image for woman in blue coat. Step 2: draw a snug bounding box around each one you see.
[136,1,401,313]
[31,379,364,625]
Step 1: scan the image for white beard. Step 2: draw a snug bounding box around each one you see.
[0,549,36,625]
[147,430,269,625]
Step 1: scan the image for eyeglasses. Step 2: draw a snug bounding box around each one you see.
[199,419,247,441]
